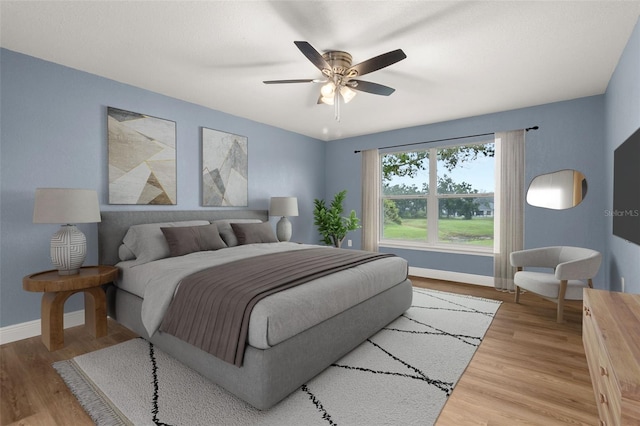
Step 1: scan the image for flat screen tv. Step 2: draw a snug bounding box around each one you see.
[613,127,640,246]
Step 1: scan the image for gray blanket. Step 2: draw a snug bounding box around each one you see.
[159,248,395,366]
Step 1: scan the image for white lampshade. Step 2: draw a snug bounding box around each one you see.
[340,86,357,103]
[269,197,298,242]
[319,84,357,106]
[269,197,299,217]
[33,188,101,224]
[320,95,334,105]
[320,82,335,98]
[33,188,101,275]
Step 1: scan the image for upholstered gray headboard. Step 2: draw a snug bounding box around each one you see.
[98,210,269,266]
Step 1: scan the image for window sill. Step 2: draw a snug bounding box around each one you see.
[379,240,494,257]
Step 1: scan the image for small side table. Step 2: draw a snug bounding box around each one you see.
[23,265,118,351]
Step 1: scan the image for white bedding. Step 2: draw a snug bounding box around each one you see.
[116,243,408,348]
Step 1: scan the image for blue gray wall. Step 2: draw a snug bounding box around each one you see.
[0,49,325,327]
[605,18,640,294]
[325,96,607,281]
[323,16,640,293]
[1,17,639,329]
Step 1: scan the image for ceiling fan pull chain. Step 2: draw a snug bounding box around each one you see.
[334,89,340,121]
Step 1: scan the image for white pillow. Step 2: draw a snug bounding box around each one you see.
[118,244,136,261]
[212,219,262,247]
[121,220,210,264]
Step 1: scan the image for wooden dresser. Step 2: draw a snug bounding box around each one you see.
[582,288,640,425]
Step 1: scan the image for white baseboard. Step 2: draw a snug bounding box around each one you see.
[409,266,494,287]
[0,310,85,346]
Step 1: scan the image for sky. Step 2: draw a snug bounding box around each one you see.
[383,149,495,194]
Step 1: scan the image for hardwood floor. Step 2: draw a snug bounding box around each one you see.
[415,278,599,425]
[0,278,598,425]
[0,320,137,425]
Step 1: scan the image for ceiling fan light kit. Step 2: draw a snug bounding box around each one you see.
[263,41,406,121]
[319,85,357,105]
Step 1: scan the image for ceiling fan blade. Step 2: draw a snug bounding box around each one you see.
[263,79,317,84]
[347,49,407,77]
[294,41,331,73]
[350,80,396,96]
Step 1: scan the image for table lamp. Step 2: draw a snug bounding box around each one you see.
[269,197,299,242]
[33,188,101,275]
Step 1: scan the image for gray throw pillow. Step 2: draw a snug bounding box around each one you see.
[231,222,278,245]
[212,219,262,246]
[161,224,227,257]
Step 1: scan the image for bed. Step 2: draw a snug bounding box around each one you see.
[99,210,413,410]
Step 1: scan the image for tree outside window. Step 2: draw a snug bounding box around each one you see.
[380,141,495,250]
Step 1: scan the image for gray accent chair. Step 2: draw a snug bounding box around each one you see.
[510,246,602,322]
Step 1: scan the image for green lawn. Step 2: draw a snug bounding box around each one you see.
[383,217,494,247]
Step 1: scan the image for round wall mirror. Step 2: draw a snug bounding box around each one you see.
[526,169,587,210]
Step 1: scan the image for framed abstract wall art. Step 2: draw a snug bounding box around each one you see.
[107,107,176,205]
[202,127,248,206]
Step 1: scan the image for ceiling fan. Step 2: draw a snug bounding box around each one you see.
[264,41,407,121]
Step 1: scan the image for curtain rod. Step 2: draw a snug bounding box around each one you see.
[353,126,539,153]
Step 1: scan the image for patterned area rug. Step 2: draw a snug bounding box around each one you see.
[54,288,501,426]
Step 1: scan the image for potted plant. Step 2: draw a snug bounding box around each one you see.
[313,190,361,248]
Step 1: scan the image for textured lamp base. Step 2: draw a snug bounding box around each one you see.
[276,216,292,242]
[50,225,87,275]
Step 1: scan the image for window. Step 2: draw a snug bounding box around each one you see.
[380,141,495,252]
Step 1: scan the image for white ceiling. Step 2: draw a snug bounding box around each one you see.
[2,1,639,141]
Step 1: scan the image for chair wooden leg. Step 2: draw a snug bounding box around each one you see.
[557,280,568,323]
[514,267,522,303]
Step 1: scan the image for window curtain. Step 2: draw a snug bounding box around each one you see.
[494,130,525,291]
[361,148,380,252]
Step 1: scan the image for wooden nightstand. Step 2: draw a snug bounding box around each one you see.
[23,265,118,351]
